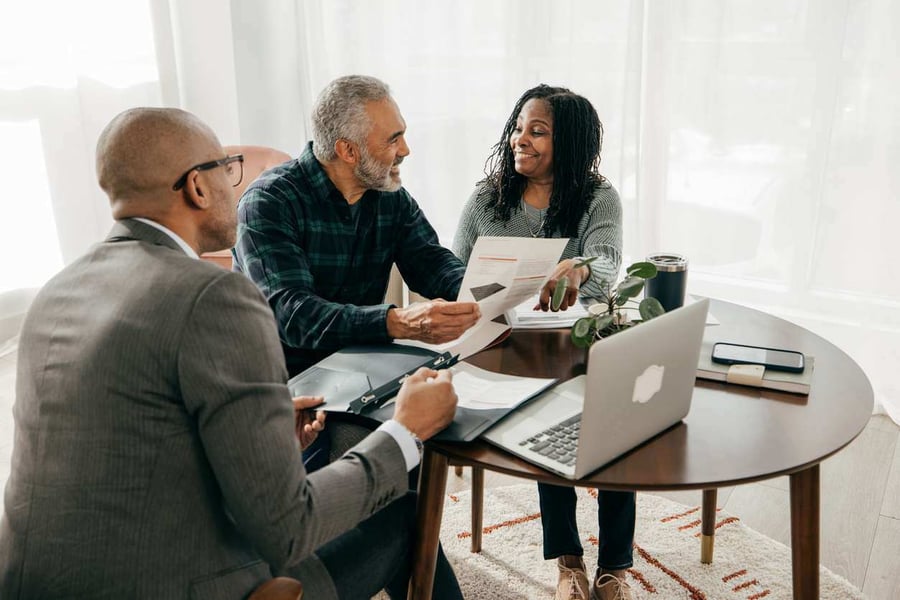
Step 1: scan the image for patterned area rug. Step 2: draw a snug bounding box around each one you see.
[435,484,864,600]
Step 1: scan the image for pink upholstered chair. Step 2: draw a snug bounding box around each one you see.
[199,145,292,269]
[249,577,303,600]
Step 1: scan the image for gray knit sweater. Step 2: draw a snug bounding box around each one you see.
[451,180,623,299]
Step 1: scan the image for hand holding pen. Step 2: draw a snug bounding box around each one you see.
[349,352,458,415]
[393,368,457,441]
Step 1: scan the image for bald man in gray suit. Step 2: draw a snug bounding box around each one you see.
[0,108,464,600]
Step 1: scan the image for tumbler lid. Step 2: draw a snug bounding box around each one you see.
[646,253,688,272]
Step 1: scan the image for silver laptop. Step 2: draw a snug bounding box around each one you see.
[482,298,709,479]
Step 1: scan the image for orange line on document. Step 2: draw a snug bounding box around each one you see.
[478,256,517,261]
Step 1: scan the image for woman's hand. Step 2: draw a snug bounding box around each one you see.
[293,396,326,450]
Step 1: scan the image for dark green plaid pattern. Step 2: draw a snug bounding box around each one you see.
[233,142,465,375]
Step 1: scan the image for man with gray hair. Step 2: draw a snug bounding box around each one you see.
[233,75,481,377]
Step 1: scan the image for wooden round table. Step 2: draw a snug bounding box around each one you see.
[407,299,873,600]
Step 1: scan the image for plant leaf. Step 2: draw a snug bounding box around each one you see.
[615,276,645,300]
[626,261,658,279]
[551,276,568,310]
[571,317,596,348]
[571,331,593,348]
[572,317,593,339]
[638,297,665,321]
[573,256,599,269]
[586,302,608,316]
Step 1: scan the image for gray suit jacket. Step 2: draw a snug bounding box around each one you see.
[0,219,409,599]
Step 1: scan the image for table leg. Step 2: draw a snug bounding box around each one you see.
[408,447,450,600]
[789,464,820,600]
[470,466,484,553]
[700,488,717,564]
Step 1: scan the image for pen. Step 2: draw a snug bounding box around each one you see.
[349,352,459,415]
[302,448,323,467]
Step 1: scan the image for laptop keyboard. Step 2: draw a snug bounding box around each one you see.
[518,413,582,467]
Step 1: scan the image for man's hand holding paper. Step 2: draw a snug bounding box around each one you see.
[387,299,481,344]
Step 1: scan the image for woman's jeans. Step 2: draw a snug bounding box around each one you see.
[538,482,635,570]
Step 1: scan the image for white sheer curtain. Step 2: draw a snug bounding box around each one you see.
[0,0,162,350]
[232,0,900,422]
[2,0,899,423]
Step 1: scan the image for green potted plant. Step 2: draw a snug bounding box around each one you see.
[567,261,666,348]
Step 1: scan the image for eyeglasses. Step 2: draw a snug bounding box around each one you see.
[172,154,244,191]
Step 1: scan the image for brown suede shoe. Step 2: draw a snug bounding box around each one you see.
[555,555,591,600]
[593,571,634,600]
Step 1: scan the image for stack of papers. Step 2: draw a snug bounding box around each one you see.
[506,294,591,329]
[507,294,721,330]
[365,361,559,441]
[451,362,556,410]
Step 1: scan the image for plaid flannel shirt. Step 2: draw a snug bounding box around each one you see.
[233,142,465,375]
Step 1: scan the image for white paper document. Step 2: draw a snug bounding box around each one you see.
[401,236,569,359]
[449,362,557,410]
[458,236,570,321]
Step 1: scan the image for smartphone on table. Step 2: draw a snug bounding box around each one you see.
[711,342,805,373]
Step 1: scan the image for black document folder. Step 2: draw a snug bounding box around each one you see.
[287,344,446,411]
[364,386,497,443]
[286,343,545,442]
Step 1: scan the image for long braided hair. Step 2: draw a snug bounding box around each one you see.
[481,84,605,237]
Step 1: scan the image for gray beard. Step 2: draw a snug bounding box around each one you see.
[355,149,401,192]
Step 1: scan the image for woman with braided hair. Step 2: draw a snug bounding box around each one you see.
[452,85,634,600]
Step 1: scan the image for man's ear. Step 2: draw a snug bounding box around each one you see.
[182,171,212,210]
[334,139,359,165]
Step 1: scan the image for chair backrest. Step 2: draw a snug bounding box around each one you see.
[248,577,303,600]
[225,145,293,200]
[200,145,292,268]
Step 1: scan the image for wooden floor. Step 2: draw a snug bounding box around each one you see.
[1,349,898,598]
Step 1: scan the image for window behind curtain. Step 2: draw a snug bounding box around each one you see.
[0,0,161,295]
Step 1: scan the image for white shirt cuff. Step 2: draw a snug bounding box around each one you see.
[377,419,421,471]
